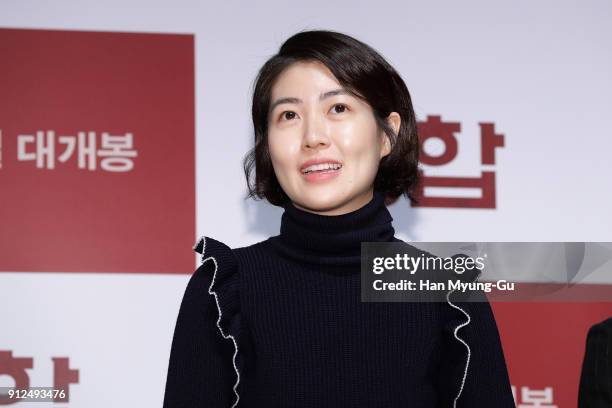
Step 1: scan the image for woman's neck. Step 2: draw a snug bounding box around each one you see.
[290,189,375,216]
[268,190,397,271]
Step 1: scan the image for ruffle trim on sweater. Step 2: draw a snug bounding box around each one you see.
[193,236,242,408]
[443,254,484,408]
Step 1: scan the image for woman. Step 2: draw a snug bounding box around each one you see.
[163,29,514,407]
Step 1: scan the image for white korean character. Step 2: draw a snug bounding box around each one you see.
[17,130,55,169]
[97,132,137,172]
[518,386,558,408]
[58,135,76,163]
[78,131,97,170]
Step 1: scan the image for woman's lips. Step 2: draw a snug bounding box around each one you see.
[301,167,341,182]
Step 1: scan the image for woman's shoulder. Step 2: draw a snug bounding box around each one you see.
[191,236,242,300]
[190,235,273,294]
[193,235,271,260]
[190,235,242,341]
[193,235,237,263]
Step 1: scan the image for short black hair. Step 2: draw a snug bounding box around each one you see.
[243,29,420,207]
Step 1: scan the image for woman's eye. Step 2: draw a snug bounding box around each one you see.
[331,104,348,114]
[280,111,297,121]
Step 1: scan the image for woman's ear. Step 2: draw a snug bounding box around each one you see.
[387,112,401,136]
[380,112,401,159]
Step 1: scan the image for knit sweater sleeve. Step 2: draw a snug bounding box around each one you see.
[163,236,241,408]
[435,287,515,407]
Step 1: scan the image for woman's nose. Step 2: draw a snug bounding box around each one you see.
[302,112,329,149]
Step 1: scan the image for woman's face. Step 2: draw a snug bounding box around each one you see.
[267,60,398,216]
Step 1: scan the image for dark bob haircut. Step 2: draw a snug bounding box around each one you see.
[243,29,420,207]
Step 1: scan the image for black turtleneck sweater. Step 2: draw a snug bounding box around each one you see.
[163,192,515,407]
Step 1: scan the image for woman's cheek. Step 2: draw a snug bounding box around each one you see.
[334,122,359,148]
[268,133,288,163]
[269,133,299,181]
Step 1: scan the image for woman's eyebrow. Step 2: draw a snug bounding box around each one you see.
[269,88,349,113]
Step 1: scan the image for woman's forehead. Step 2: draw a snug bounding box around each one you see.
[270,60,340,97]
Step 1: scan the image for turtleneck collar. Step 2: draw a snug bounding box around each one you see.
[268,191,397,270]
